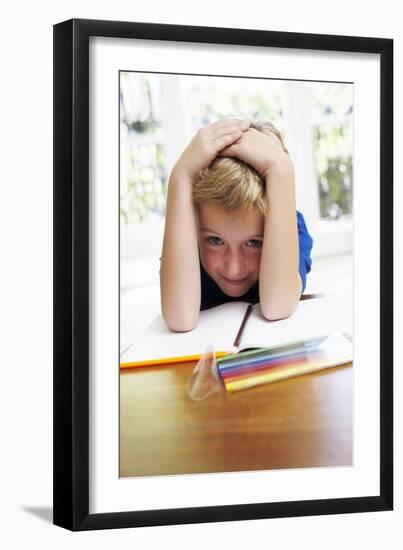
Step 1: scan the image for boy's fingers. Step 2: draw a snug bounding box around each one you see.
[212,123,249,140]
[209,119,250,133]
[213,133,243,153]
[212,127,242,143]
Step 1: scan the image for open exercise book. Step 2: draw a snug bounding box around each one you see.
[120,292,353,369]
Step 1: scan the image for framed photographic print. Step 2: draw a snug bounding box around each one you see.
[53,18,393,530]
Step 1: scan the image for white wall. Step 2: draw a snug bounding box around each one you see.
[0,1,400,548]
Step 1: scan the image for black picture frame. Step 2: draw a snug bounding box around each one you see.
[53,18,393,531]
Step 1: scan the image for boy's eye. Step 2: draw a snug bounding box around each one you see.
[206,236,223,246]
[246,239,262,248]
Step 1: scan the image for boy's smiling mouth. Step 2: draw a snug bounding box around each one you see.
[221,276,248,285]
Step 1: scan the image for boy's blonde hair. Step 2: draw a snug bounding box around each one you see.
[192,120,288,217]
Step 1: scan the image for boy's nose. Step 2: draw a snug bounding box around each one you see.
[224,252,244,277]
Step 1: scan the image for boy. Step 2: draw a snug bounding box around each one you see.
[160,119,313,332]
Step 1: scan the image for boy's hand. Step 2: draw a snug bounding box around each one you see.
[218,127,292,180]
[173,119,250,182]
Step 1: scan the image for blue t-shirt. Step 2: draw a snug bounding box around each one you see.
[200,210,313,310]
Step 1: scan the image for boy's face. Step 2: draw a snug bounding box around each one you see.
[197,203,264,298]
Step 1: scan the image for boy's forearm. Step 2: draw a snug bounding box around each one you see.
[259,160,302,320]
[160,168,201,331]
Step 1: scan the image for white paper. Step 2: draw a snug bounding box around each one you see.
[243,292,353,349]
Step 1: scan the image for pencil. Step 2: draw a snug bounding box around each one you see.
[233,304,253,347]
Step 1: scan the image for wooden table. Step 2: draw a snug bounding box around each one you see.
[120,360,352,477]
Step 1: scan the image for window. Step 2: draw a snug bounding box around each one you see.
[308,82,353,221]
[179,74,284,135]
[281,81,353,257]
[120,72,167,225]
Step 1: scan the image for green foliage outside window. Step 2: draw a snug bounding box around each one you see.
[309,83,353,220]
[120,73,167,225]
[314,124,353,219]
[120,139,166,224]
